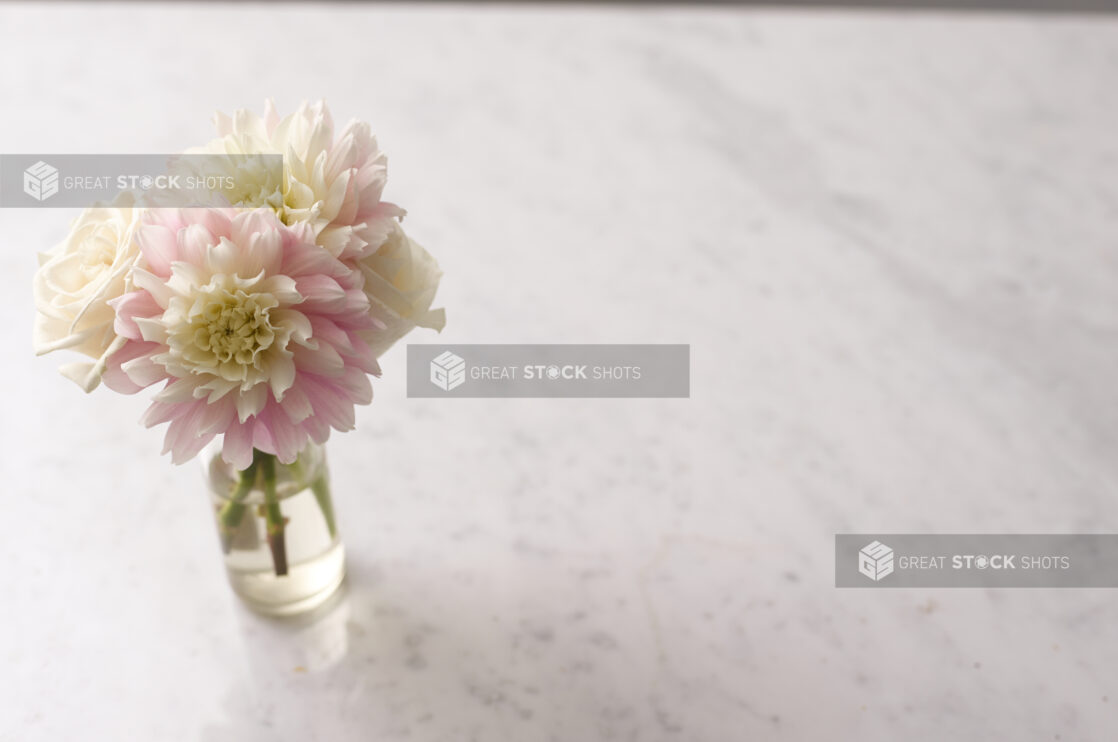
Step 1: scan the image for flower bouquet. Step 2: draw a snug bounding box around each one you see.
[32,101,444,614]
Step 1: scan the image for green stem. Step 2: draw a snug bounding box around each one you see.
[217,459,258,553]
[289,456,337,539]
[257,450,289,577]
[310,473,337,539]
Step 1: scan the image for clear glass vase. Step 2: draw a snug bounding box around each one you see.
[201,441,346,616]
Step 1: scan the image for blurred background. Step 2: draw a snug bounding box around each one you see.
[1,2,1116,740]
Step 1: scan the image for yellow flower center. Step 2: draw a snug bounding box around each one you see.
[180,289,279,378]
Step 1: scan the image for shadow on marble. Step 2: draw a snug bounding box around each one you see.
[198,549,770,741]
[194,542,843,741]
[199,556,576,741]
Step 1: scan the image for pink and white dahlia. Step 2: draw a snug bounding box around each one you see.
[103,207,381,468]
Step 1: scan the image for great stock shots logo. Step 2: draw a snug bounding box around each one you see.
[1,154,283,208]
[23,161,59,201]
[429,351,466,391]
[858,541,895,582]
[833,534,1116,588]
[409,345,690,398]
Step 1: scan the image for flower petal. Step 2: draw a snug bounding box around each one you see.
[235,382,268,423]
[221,420,254,471]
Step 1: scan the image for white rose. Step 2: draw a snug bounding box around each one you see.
[356,221,445,357]
[33,195,143,392]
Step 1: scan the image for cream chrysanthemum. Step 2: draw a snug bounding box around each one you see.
[187,99,403,260]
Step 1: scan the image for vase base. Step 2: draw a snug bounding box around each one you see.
[227,540,346,617]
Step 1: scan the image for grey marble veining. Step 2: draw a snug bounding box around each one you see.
[1,4,1116,741]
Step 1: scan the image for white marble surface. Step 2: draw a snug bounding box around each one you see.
[1,4,1117,741]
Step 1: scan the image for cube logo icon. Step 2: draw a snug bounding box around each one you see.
[430,351,466,391]
[24,161,60,201]
[858,541,894,582]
